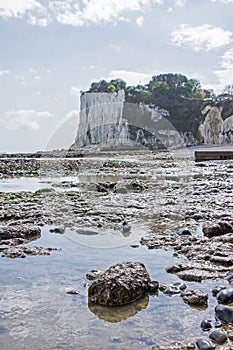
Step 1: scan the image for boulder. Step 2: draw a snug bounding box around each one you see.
[215,304,233,324]
[212,285,227,297]
[196,339,215,350]
[203,222,232,238]
[88,261,151,306]
[209,330,227,344]
[217,287,233,304]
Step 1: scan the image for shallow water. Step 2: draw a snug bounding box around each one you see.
[0,226,220,350]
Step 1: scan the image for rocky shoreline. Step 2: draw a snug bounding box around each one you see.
[0,148,233,349]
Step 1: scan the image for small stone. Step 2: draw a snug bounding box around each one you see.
[212,285,227,297]
[122,221,131,233]
[173,282,187,291]
[209,330,227,344]
[181,290,208,306]
[178,228,192,236]
[201,319,212,331]
[227,273,233,283]
[66,289,79,295]
[215,304,233,324]
[49,225,65,234]
[148,280,159,293]
[130,244,139,248]
[196,338,215,350]
[164,286,180,295]
[159,284,167,292]
[217,287,233,304]
[86,270,103,281]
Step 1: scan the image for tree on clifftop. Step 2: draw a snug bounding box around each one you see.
[88,78,126,93]
[87,73,209,106]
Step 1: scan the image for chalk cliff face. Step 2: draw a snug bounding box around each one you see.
[199,105,223,144]
[75,90,188,150]
[198,105,233,144]
[75,91,233,150]
[75,90,125,147]
[222,115,233,143]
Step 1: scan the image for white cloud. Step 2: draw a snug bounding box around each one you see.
[70,86,82,96]
[211,0,233,3]
[0,69,10,76]
[168,0,186,11]
[0,0,189,27]
[109,43,122,52]
[214,48,233,88]
[28,14,50,26]
[173,0,186,6]
[136,15,144,26]
[3,109,53,130]
[107,70,152,85]
[0,0,43,18]
[171,24,233,51]
[0,0,164,26]
[54,0,144,26]
[28,68,38,74]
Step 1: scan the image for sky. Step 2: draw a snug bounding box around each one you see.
[0,0,233,152]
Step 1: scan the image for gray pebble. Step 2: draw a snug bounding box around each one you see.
[209,329,227,344]
[196,338,215,350]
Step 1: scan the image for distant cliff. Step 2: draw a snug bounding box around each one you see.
[74,90,233,150]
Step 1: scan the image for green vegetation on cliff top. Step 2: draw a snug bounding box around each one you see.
[87,73,233,108]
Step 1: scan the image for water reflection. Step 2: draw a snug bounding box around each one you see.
[64,224,141,248]
[88,295,149,323]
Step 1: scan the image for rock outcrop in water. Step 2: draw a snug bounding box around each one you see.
[88,261,151,306]
[74,90,233,149]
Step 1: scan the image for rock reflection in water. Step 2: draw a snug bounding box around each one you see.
[88,295,149,323]
[76,228,99,235]
[64,224,140,248]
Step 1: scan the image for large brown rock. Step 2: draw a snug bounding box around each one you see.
[203,221,232,238]
[88,261,151,306]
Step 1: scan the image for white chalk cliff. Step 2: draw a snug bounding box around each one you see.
[75,92,233,149]
[75,90,125,147]
[199,105,223,144]
[199,105,233,144]
[75,90,186,149]
[221,115,233,143]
